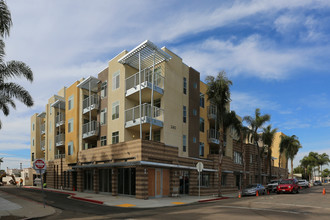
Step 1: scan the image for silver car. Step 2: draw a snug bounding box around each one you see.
[242,184,266,196]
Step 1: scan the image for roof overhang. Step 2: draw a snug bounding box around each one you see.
[77,76,100,91]
[118,40,172,70]
[51,99,65,109]
[37,112,46,118]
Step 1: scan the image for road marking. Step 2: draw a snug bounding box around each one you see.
[172,202,185,205]
[253,202,330,210]
[116,203,136,207]
[216,205,302,215]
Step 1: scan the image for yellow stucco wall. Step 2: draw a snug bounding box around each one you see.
[271,132,287,168]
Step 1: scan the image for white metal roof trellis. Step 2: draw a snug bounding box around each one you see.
[118,40,172,69]
[77,76,100,91]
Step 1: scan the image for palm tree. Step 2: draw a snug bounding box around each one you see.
[243,108,270,184]
[206,70,232,196]
[0,0,34,129]
[284,135,302,178]
[300,156,312,181]
[262,125,278,182]
[318,153,329,182]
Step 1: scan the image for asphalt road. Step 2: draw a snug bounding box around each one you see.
[1,185,330,219]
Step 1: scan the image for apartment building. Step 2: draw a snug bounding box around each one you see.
[30,40,287,199]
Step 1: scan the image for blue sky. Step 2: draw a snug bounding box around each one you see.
[1,0,330,171]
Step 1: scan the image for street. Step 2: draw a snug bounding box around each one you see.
[1,185,330,219]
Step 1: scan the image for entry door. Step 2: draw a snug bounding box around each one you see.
[236,174,241,190]
[155,169,163,198]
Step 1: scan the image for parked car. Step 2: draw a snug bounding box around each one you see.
[277,179,299,194]
[298,179,309,188]
[242,184,266,196]
[267,179,280,192]
[313,180,322,186]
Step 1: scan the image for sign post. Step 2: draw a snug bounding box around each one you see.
[196,162,204,199]
[33,159,47,208]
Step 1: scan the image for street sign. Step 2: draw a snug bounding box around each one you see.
[196,162,203,172]
[33,159,47,174]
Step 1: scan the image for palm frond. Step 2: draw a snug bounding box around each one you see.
[0,39,5,60]
[1,60,33,82]
[0,82,33,107]
[0,0,12,38]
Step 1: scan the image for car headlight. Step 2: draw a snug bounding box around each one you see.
[288,186,291,188]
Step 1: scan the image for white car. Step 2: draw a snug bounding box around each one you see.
[298,179,309,188]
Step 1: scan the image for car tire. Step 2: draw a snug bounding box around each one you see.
[277,191,280,194]
[296,189,299,194]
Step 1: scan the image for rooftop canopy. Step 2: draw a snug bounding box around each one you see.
[37,112,46,118]
[51,99,65,110]
[118,40,171,70]
[77,76,100,92]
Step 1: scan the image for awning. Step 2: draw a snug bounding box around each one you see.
[37,112,46,118]
[51,99,65,109]
[77,76,100,91]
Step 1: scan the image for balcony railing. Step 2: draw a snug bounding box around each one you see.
[55,154,65,159]
[125,103,164,128]
[41,123,45,134]
[208,129,220,145]
[82,121,99,139]
[82,94,99,114]
[55,114,65,127]
[207,105,217,119]
[55,133,65,146]
[125,67,164,96]
[41,140,45,151]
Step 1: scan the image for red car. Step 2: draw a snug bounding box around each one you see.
[277,179,299,194]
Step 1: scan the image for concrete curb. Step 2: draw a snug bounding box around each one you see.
[198,197,229,203]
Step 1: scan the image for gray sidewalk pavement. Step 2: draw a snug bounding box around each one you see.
[0,189,56,219]
[24,186,237,208]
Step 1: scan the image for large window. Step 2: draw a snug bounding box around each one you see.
[32,123,35,131]
[100,108,107,125]
[198,173,210,187]
[193,109,197,116]
[200,117,204,132]
[31,153,34,161]
[154,130,160,142]
[234,151,243,165]
[221,174,227,186]
[68,141,73,155]
[199,142,204,156]
[112,71,120,90]
[183,77,187,94]
[101,136,107,146]
[68,119,73,133]
[112,131,119,144]
[200,93,205,108]
[183,135,187,152]
[112,101,119,120]
[68,95,74,110]
[101,81,107,98]
[183,106,186,123]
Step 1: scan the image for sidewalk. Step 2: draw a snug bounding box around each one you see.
[0,189,56,219]
[24,186,236,208]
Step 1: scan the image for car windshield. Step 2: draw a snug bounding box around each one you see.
[280,180,293,184]
[246,184,258,188]
[270,180,278,183]
[298,180,305,182]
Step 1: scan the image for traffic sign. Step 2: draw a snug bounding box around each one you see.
[196,162,203,172]
[33,159,47,174]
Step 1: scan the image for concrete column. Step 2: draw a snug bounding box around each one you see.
[170,169,180,197]
[112,168,118,196]
[77,169,83,192]
[94,168,99,194]
[135,167,148,199]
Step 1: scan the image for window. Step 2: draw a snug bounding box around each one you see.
[32,123,35,131]
[145,132,150,140]
[199,142,204,156]
[101,136,107,146]
[183,106,186,123]
[250,154,253,164]
[183,77,187,94]
[198,173,209,187]
[101,81,107,98]
[200,117,204,132]
[68,95,74,110]
[68,141,73,155]
[100,108,107,125]
[112,131,119,144]
[32,138,34,146]
[50,106,52,115]
[31,153,34,161]
[183,135,186,152]
[68,119,73,133]
[200,93,205,108]
[49,140,52,151]
[234,151,243,165]
[112,101,119,120]
[154,130,160,142]
[193,109,197,116]
[193,137,196,143]
[194,82,197,89]
[112,71,120,90]
[221,174,227,186]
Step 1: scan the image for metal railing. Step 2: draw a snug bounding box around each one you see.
[40,140,45,151]
[125,103,163,123]
[208,129,220,141]
[55,154,65,159]
[41,123,45,134]
[125,67,164,92]
[55,134,65,145]
[82,121,99,136]
[83,94,99,110]
[55,114,65,126]
[207,105,217,119]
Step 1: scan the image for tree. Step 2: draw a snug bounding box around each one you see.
[318,153,329,182]
[262,125,277,182]
[284,135,302,179]
[321,168,330,179]
[0,0,34,129]
[244,108,270,183]
[300,156,313,181]
[206,70,232,196]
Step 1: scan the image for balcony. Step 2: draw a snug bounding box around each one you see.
[82,121,99,139]
[125,67,164,102]
[41,140,45,151]
[55,134,65,147]
[208,129,220,145]
[55,154,65,159]
[207,105,217,120]
[125,103,164,130]
[83,94,99,114]
[41,123,45,135]
[55,114,65,127]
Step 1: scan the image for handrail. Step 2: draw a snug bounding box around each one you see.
[83,94,99,109]
[82,121,99,134]
[208,129,220,140]
[55,114,65,124]
[125,103,163,122]
[125,67,164,91]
